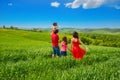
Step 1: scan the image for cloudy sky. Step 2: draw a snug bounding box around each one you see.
[0,0,120,28]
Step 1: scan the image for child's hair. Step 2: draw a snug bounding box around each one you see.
[62,36,67,45]
[54,29,59,34]
[73,31,79,38]
[53,22,57,26]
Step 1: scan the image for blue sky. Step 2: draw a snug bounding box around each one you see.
[0,0,120,28]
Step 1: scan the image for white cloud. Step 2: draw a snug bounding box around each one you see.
[8,3,13,6]
[114,5,120,10]
[65,3,73,8]
[105,0,120,5]
[65,0,105,9]
[105,0,120,10]
[65,0,120,9]
[65,0,84,8]
[83,0,105,9]
[50,0,120,9]
[51,1,60,8]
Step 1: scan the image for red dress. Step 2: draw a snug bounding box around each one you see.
[71,39,86,60]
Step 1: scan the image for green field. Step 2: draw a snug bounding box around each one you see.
[0,29,120,80]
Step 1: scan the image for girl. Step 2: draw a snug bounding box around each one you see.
[70,31,88,60]
[61,36,67,57]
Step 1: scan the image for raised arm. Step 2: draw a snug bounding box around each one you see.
[79,39,85,46]
[70,38,73,49]
[79,38,89,52]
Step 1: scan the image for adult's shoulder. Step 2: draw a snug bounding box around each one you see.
[72,38,79,42]
[71,38,74,42]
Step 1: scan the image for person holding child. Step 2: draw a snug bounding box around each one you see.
[70,31,88,60]
[51,29,60,58]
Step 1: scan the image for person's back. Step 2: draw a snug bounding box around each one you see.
[71,31,88,60]
[72,38,79,47]
[60,36,67,57]
[51,33,59,47]
[61,41,67,51]
[51,29,60,58]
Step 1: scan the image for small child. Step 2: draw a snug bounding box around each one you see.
[51,22,58,35]
[61,36,67,56]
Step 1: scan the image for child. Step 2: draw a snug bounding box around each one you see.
[61,36,67,57]
[51,22,58,35]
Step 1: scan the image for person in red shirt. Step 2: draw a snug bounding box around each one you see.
[51,29,60,58]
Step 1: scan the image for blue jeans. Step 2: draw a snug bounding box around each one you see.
[52,46,60,56]
[61,51,67,56]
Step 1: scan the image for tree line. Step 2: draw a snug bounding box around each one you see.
[79,33,120,47]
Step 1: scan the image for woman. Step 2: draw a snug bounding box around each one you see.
[70,31,88,60]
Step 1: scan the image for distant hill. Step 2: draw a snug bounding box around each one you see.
[59,28,120,34]
[1,27,120,34]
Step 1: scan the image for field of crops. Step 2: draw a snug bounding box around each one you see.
[0,29,120,80]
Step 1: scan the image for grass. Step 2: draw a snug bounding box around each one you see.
[0,29,120,80]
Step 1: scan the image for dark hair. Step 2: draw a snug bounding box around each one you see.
[53,22,57,26]
[62,36,67,45]
[54,29,59,34]
[73,31,79,38]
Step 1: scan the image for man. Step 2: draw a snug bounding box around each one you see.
[51,29,60,58]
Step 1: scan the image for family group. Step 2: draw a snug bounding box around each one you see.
[51,22,88,60]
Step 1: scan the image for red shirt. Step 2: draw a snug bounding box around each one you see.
[51,33,59,47]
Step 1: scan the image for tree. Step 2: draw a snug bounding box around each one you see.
[3,25,5,29]
[10,26,14,29]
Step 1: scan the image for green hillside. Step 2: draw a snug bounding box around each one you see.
[60,28,120,34]
[0,29,120,80]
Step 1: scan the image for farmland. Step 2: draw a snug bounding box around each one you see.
[0,28,120,80]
